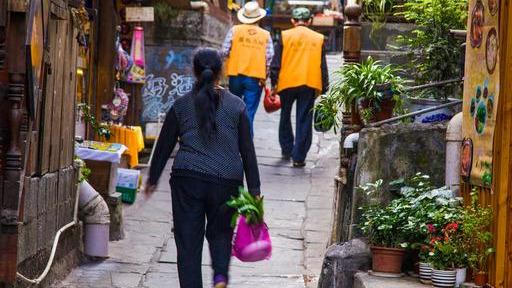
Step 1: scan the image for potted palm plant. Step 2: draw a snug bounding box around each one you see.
[324,56,404,126]
[358,180,408,275]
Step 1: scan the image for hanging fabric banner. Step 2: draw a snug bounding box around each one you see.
[461,0,500,187]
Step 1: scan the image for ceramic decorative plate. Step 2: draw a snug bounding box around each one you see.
[486,27,498,74]
[470,0,485,48]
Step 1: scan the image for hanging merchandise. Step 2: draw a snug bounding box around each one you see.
[108,87,130,123]
[116,43,133,79]
[125,26,146,84]
[70,2,90,47]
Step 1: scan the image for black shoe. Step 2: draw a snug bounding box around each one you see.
[293,161,306,168]
[282,153,292,161]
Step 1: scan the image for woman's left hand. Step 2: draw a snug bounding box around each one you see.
[143,182,157,200]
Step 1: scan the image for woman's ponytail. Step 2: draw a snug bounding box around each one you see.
[192,49,223,141]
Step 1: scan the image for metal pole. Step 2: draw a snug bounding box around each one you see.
[367,100,463,127]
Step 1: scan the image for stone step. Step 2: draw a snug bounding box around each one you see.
[354,272,428,288]
[354,272,485,288]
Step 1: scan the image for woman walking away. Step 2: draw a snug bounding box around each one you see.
[144,48,261,288]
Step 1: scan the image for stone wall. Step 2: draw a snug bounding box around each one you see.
[361,22,415,51]
[9,166,81,288]
[141,8,231,123]
[361,22,415,71]
[346,123,448,239]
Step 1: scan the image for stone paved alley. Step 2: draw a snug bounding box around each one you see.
[55,55,341,288]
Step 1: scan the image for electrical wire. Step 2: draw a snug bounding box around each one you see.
[16,182,80,285]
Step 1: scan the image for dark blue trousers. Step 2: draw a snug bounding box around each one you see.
[279,86,316,163]
[170,175,237,288]
[229,75,263,136]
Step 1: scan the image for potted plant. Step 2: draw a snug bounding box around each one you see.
[387,174,463,283]
[461,191,494,286]
[323,56,405,126]
[313,93,338,133]
[358,180,408,275]
[428,222,463,288]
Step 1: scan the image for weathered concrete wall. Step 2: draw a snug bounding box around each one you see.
[10,166,81,288]
[141,9,231,122]
[348,123,447,239]
[361,22,415,51]
[361,22,415,71]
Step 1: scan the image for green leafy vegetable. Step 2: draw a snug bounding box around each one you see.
[227,187,264,227]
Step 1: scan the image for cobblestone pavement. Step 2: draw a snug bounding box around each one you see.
[55,55,342,288]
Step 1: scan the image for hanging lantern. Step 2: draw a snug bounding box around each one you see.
[126,26,146,84]
[131,26,145,68]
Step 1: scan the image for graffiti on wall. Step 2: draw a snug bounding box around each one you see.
[142,46,195,122]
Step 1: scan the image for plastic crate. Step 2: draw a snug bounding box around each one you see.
[117,186,137,204]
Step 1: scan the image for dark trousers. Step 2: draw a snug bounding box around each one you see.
[279,86,316,163]
[170,175,237,288]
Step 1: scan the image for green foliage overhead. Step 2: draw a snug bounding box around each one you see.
[396,0,468,97]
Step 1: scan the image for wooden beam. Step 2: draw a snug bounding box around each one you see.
[94,0,117,122]
[0,9,26,284]
[492,1,512,287]
[7,0,27,12]
[168,0,191,9]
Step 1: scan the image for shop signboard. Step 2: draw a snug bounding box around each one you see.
[125,7,154,22]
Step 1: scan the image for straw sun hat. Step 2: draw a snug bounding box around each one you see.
[237,1,267,24]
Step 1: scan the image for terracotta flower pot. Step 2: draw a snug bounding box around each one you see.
[431,269,457,288]
[474,271,488,286]
[357,96,396,124]
[370,246,406,274]
[374,97,396,121]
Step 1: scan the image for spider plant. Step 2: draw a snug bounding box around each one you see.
[314,93,339,133]
[361,0,396,41]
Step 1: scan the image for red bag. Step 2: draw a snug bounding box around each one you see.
[263,87,281,113]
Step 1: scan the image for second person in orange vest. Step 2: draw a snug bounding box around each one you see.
[222,1,274,136]
[270,7,329,168]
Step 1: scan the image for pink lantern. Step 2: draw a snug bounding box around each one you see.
[126,26,146,84]
[131,26,145,67]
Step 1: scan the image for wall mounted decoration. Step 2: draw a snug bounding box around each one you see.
[462,0,499,187]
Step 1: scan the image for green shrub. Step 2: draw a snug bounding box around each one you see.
[396,0,468,98]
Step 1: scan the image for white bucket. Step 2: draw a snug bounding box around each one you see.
[84,223,109,257]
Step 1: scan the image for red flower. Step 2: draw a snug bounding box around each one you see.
[430,236,442,244]
[445,222,459,231]
[426,224,436,233]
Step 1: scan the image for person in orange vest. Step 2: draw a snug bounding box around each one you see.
[270,7,329,168]
[222,1,274,135]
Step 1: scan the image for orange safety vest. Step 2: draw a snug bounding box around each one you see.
[277,26,324,92]
[225,24,270,80]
